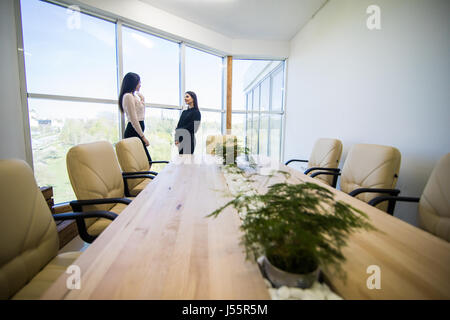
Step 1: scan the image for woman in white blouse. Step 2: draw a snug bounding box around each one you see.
[118,72,152,161]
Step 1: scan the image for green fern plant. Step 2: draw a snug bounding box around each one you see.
[208,167,376,280]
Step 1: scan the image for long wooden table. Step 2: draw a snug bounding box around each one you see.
[42,155,450,299]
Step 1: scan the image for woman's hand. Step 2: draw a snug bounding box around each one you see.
[175,141,179,146]
[136,92,145,104]
[142,136,150,147]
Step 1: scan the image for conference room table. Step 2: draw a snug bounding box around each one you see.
[42,154,450,300]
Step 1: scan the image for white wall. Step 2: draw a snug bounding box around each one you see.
[0,0,29,163]
[284,0,450,226]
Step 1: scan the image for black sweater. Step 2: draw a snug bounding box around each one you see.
[175,108,201,143]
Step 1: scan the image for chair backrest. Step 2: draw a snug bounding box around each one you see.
[419,153,450,241]
[0,159,59,299]
[341,144,401,211]
[66,141,124,216]
[115,137,150,191]
[206,135,238,155]
[308,138,343,185]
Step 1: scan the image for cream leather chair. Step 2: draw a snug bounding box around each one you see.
[115,137,168,196]
[67,141,137,242]
[0,159,116,299]
[285,138,343,187]
[370,153,449,241]
[206,135,238,155]
[312,143,401,213]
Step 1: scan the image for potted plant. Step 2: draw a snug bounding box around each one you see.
[208,171,376,289]
[212,137,250,165]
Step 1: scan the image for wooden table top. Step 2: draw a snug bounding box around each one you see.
[42,154,450,300]
[42,155,270,299]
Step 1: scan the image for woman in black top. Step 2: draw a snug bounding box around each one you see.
[175,91,201,154]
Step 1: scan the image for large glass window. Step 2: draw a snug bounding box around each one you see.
[28,99,119,203]
[144,108,180,170]
[21,0,117,99]
[195,111,222,155]
[231,113,246,147]
[185,47,223,110]
[122,27,180,106]
[270,115,283,162]
[271,68,284,111]
[20,0,284,204]
[233,60,285,159]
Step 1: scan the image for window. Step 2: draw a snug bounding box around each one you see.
[122,27,180,106]
[185,47,224,153]
[28,99,119,202]
[271,68,284,111]
[21,0,119,203]
[21,0,117,99]
[185,47,224,110]
[144,108,180,170]
[233,59,285,159]
[20,1,284,204]
[195,111,222,155]
[231,113,246,148]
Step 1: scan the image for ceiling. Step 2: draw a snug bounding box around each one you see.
[138,0,328,41]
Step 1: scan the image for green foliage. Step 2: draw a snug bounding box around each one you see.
[212,139,251,165]
[208,168,376,279]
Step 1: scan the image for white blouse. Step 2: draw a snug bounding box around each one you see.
[123,92,145,137]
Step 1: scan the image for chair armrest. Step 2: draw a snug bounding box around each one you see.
[349,188,400,197]
[53,211,118,221]
[53,210,118,243]
[304,167,341,175]
[309,171,341,188]
[122,171,158,176]
[368,195,420,216]
[149,160,169,164]
[285,159,308,166]
[123,175,154,197]
[70,198,132,212]
[123,175,154,180]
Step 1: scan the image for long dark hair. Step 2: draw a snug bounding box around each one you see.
[186,91,199,109]
[119,72,140,113]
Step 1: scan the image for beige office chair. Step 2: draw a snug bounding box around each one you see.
[0,159,116,299]
[312,143,401,213]
[115,137,168,196]
[67,141,141,242]
[370,153,449,241]
[285,138,343,186]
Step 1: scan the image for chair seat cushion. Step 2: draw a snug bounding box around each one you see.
[12,251,82,300]
[130,179,151,196]
[86,199,134,236]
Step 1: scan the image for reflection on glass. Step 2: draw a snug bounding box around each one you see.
[231,113,246,148]
[185,47,223,109]
[21,0,117,99]
[123,27,180,106]
[195,111,222,154]
[260,78,270,111]
[144,108,180,170]
[270,115,282,162]
[259,115,269,156]
[232,59,270,111]
[271,68,284,111]
[28,99,119,203]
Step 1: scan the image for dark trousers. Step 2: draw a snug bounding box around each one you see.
[124,121,152,162]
